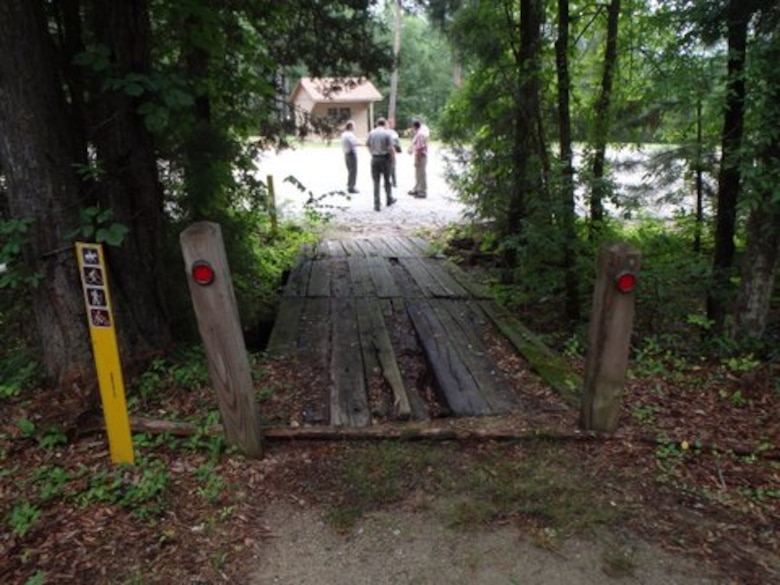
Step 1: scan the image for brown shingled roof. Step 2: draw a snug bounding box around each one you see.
[289,77,383,103]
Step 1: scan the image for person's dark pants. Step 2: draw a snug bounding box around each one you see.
[345,151,357,191]
[371,155,392,211]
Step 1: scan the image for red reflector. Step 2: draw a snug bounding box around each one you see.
[615,271,636,293]
[192,261,215,286]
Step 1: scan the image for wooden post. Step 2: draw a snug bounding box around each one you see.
[581,242,640,432]
[266,174,278,237]
[180,222,263,457]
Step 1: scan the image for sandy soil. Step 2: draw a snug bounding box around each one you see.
[249,503,723,585]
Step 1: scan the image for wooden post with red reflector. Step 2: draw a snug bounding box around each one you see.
[581,242,641,432]
[180,222,263,457]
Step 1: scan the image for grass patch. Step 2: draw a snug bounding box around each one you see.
[442,443,618,541]
[326,441,618,541]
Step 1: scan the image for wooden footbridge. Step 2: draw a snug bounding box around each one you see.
[266,235,570,427]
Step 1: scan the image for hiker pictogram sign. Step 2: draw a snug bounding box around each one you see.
[75,242,134,464]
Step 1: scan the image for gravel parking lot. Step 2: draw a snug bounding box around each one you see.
[255,143,470,236]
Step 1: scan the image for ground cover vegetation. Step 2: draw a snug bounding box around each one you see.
[1,0,779,583]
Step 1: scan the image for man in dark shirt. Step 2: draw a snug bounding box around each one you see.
[366,117,396,211]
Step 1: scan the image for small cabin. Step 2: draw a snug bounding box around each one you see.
[288,77,383,139]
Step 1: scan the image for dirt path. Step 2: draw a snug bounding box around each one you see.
[248,503,722,585]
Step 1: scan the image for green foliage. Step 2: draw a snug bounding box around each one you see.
[6,500,41,538]
[195,463,226,504]
[75,458,170,519]
[0,217,41,290]
[373,8,456,129]
[24,572,47,585]
[33,465,71,503]
[0,349,40,401]
[67,207,129,247]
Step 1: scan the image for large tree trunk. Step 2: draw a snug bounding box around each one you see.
[0,0,93,385]
[88,0,171,356]
[556,0,580,322]
[706,1,750,332]
[505,0,545,241]
[730,28,780,341]
[589,0,621,236]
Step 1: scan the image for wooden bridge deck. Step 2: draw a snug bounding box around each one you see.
[267,235,532,427]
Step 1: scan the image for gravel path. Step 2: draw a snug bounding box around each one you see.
[256,144,470,237]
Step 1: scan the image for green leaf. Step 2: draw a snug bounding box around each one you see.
[96,224,130,247]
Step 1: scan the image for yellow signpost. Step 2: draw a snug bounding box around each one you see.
[75,243,134,464]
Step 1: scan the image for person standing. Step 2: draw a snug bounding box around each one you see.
[341,120,359,193]
[366,117,396,211]
[408,118,429,198]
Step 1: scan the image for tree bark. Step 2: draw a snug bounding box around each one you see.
[730,30,780,341]
[388,0,402,125]
[0,0,93,386]
[589,0,621,236]
[505,0,545,242]
[707,1,750,332]
[556,0,580,322]
[89,0,172,355]
[693,98,704,254]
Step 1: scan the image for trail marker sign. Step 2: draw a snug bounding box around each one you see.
[75,242,134,464]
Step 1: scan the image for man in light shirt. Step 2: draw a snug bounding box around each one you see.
[408,118,429,198]
[340,120,359,194]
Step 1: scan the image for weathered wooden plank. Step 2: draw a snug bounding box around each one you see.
[382,236,416,257]
[398,257,453,298]
[421,258,471,298]
[355,297,412,419]
[370,236,400,258]
[433,300,516,414]
[283,259,313,297]
[479,300,582,407]
[341,239,365,257]
[348,256,374,297]
[378,235,415,257]
[406,300,491,416]
[353,238,381,257]
[297,298,332,422]
[306,259,330,297]
[330,297,371,427]
[406,236,432,256]
[330,258,353,298]
[439,261,493,299]
[319,239,347,258]
[367,256,400,298]
[266,298,306,354]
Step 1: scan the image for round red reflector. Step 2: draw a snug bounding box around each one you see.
[615,271,636,294]
[192,260,215,286]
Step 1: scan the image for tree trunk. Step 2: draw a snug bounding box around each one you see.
[730,30,780,341]
[0,0,93,386]
[706,1,750,332]
[556,0,580,322]
[693,98,704,254]
[89,0,172,356]
[388,0,402,125]
[505,0,544,241]
[589,0,621,236]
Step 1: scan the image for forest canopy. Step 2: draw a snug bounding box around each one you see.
[1,0,779,395]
